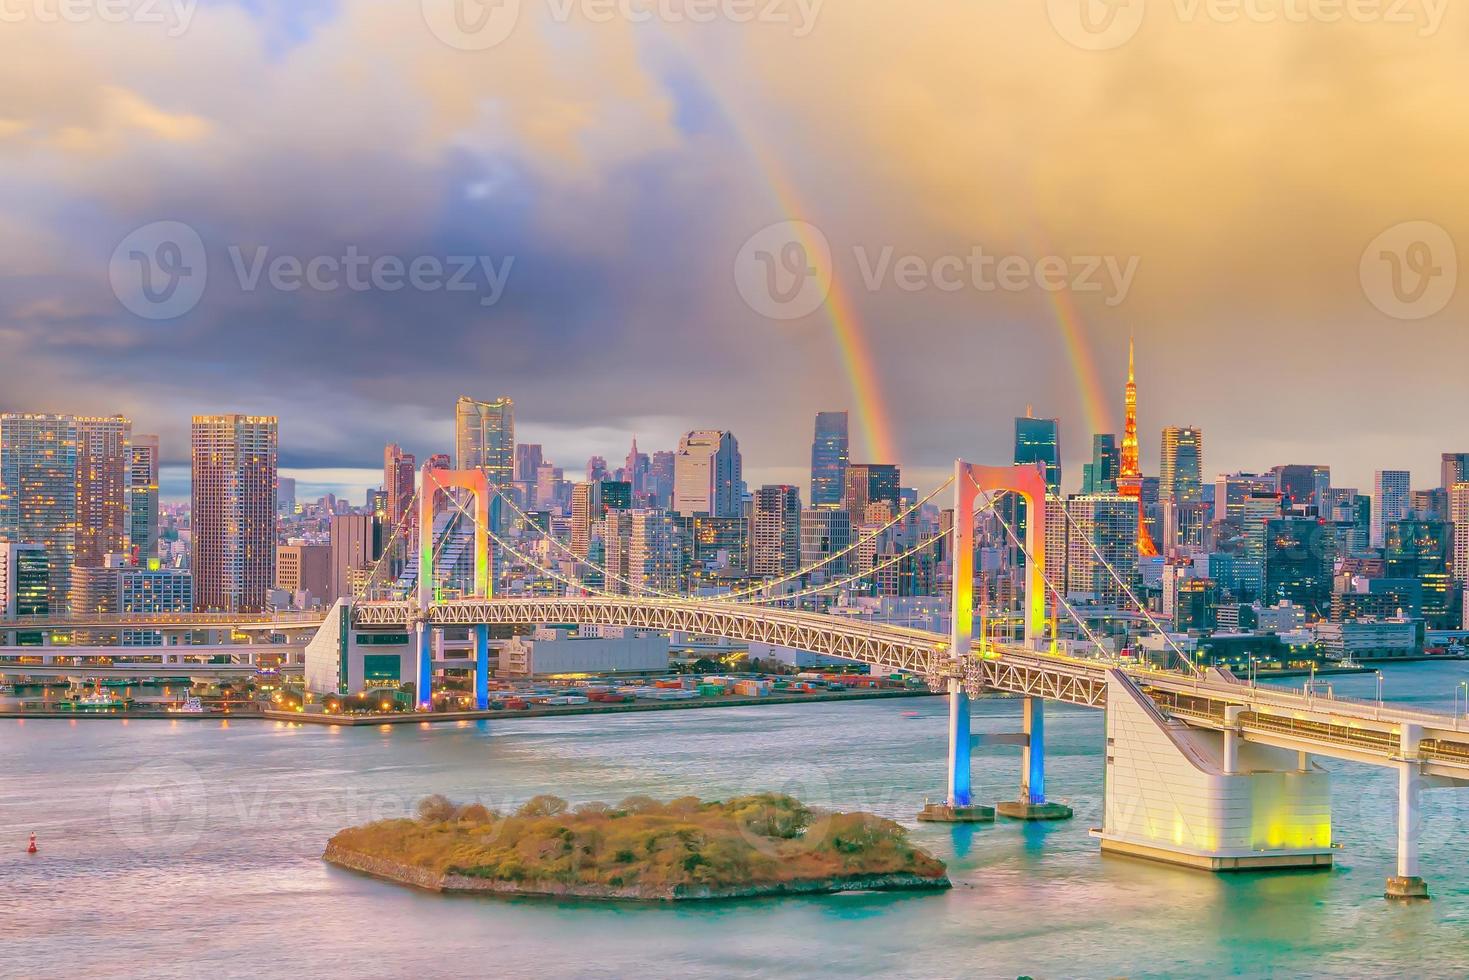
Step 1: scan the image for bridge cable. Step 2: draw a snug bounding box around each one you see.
[1047,491,1203,677]
[475,472,958,602]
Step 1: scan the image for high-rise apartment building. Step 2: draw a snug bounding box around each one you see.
[800,508,851,576]
[571,480,631,558]
[1063,494,1138,604]
[129,434,160,560]
[74,416,132,570]
[454,396,514,486]
[809,411,850,509]
[1450,484,1469,582]
[191,415,278,613]
[628,510,686,594]
[1014,412,1061,494]
[0,414,79,614]
[673,430,742,518]
[1371,470,1411,550]
[1159,426,1203,505]
[384,443,416,528]
[752,485,801,577]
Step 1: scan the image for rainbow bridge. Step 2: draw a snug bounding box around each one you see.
[334,459,1469,900]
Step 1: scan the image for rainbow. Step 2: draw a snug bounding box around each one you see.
[1043,276,1115,439]
[666,48,898,464]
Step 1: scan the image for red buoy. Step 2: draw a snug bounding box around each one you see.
[27,832,37,855]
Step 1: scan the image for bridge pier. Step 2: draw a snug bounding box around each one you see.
[1387,724,1430,900]
[918,681,994,823]
[1092,670,1333,871]
[997,697,1073,820]
[474,624,490,711]
[415,621,433,710]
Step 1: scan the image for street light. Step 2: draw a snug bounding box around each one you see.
[1375,670,1384,717]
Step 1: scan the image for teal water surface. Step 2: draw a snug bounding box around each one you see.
[5,662,1469,979]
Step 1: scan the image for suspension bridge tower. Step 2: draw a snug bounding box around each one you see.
[415,463,494,710]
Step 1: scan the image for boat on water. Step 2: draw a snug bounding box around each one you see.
[57,691,132,712]
[173,696,205,714]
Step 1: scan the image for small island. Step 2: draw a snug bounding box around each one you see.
[324,792,950,900]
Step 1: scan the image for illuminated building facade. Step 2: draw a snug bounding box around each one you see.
[810,410,850,509]
[0,413,79,614]
[191,415,278,613]
[129,434,160,561]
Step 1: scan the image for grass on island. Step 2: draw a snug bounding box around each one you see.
[328,793,947,891]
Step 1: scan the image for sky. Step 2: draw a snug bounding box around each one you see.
[2,0,1466,503]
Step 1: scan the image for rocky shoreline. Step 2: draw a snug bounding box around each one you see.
[323,843,952,901]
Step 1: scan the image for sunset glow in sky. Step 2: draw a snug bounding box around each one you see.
[2,1,1465,499]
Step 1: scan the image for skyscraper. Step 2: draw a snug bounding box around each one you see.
[0,414,79,614]
[752,485,801,577]
[673,430,742,518]
[74,416,132,569]
[1442,453,1469,492]
[648,450,675,508]
[384,443,416,528]
[129,434,160,561]
[1272,464,1330,512]
[454,395,514,487]
[1451,484,1469,582]
[1371,470,1411,550]
[809,411,850,509]
[1159,426,1203,505]
[1114,337,1158,557]
[1082,434,1120,494]
[1064,494,1139,604]
[623,437,649,495]
[191,415,278,613]
[844,463,900,520]
[1014,411,1061,494]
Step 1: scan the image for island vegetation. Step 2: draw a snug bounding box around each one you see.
[324,792,950,900]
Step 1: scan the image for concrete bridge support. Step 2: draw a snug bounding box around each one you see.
[919,682,994,822]
[1091,671,1333,871]
[415,621,433,709]
[997,697,1073,820]
[1386,724,1430,900]
[474,624,490,710]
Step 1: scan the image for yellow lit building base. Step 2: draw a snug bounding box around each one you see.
[1096,669,1335,873]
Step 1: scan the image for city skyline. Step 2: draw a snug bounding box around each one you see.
[3,7,1467,500]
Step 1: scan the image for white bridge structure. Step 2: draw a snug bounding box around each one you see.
[5,458,1468,900]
